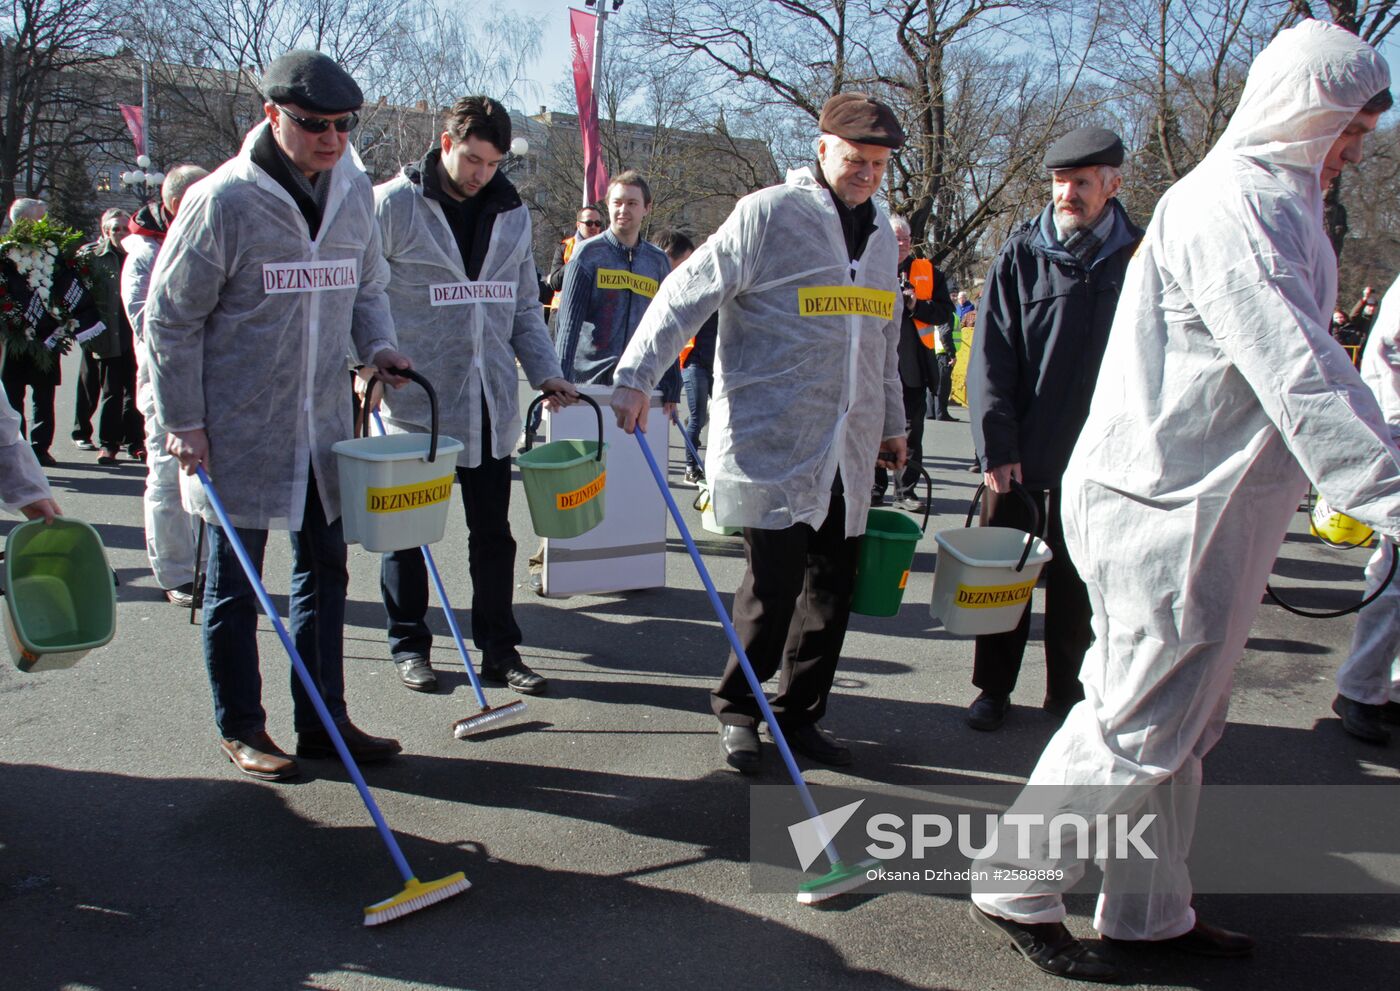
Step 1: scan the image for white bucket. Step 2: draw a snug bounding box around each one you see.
[930,526,1053,636]
[692,480,740,536]
[333,432,464,552]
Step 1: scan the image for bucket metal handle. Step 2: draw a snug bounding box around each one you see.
[520,391,604,462]
[876,455,934,534]
[363,367,441,462]
[966,480,1042,573]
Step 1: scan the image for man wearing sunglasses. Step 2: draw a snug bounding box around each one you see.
[145,50,413,782]
[545,206,605,328]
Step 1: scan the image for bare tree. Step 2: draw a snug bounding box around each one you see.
[1,0,130,206]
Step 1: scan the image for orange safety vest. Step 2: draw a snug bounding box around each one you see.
[546,235,579,312]
[908,258,938,348]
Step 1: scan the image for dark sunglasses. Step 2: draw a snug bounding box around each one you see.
[276,105,358,134]
[579,218,604,228]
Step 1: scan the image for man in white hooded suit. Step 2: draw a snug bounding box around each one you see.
[969,21,1400,983]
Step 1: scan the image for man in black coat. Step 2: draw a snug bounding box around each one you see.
[873,213,953,510]
[965,126,1144,732]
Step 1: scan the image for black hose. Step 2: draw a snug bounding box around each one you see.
[1265,540,1398,618]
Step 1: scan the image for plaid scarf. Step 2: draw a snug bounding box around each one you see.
[1057,205,1115,268]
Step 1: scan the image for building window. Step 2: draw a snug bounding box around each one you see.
[95,171,112,193]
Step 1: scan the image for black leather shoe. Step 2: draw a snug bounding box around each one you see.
[1332,694,1390,744]
[1104,918,1253,958]
[938,414,959,422]
[970,905,1121,982]
[1044,696,1081,721]
[1380,700,1400,725]
[720,724,760,774]
[967,692,1010,731]
[395,655,437,692]
[780,722,852,766]
[33,448,57,468]
[481,657,547,695]
[164,582,197,608]
[297,721,402,761]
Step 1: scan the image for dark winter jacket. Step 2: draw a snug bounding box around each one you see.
[968,199,1143,489]
[896,256,955,390]
[76,238,133,360]
[405,149,520,280]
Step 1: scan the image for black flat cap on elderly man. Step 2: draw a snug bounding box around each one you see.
[819,92,907,149]
[261,51,364,114]
[1043,126,1125,170]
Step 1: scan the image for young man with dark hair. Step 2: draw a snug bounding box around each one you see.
[554,171,680,409]
[366,94,577,696]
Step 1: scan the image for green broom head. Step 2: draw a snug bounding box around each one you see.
[363,872,470,926]
[452,699,528,739]
[796,858,879,905]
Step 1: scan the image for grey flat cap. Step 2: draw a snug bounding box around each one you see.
[261,50,363,114]
[1044,126,1124,170]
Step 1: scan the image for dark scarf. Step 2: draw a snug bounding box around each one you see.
[251,126,333,239]
[1057,205,1115,268]
[812,160,877,265]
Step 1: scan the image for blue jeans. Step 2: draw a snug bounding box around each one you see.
[202,469,349,738]
[682,364,712,470]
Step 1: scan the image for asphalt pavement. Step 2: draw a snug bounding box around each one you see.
[2,354,1397,991]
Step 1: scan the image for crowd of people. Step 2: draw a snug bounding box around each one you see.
[2,17,1399,983]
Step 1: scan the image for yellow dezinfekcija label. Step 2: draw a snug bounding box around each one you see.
[954,579,1037,609]
[596,269,659,298]
[797,286,897,320]
[366,475,455,514]
[557,471,607,511]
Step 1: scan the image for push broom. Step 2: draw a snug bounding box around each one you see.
[368,409,527,738]
[632,423,875,904]
[194,465,470,924]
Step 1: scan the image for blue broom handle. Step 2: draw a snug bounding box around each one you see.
[370,411,490,710]
[632,425,841,869]
[669,408,704,467]
[194,465,416,884]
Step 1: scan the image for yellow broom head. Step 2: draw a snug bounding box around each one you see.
[363,872,470,926]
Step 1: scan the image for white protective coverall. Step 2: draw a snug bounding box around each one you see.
[0,387,52,513]
[972,21,1400,940]
[122,229,198,591]
[1337,271,1400,706]
[613,167,905,538]
[145,123,396,530]
[373,169,562,461]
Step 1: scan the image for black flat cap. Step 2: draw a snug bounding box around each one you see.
[818,92,906,149]
[1044,126,1124,170]
[261,51,363,114]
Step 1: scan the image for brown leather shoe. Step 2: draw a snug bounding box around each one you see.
[219,731,299,781]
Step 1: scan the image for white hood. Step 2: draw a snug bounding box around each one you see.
[1212,20,1389,180]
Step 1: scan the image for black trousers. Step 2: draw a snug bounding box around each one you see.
[932,352,955,418]
[72,349,101,442]
[380,406,522,664]
[2,351,59,455]
[874,385,926,499]
[96,353,143,454]
[712,480,860,728]
[971,486,1091,704]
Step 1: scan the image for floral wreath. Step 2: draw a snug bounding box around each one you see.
[0,217,103,369]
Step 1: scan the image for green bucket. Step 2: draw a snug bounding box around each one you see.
[2,518,116,672]
[516,393,609,539]
[850,466,931,617]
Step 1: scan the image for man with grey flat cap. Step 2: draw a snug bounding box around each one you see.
[963,125,1143,733]
[147,50,413,781]
[610,91,907,773]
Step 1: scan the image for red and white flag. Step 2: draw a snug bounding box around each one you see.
[569,9,609,206]
[119,104,145,158]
